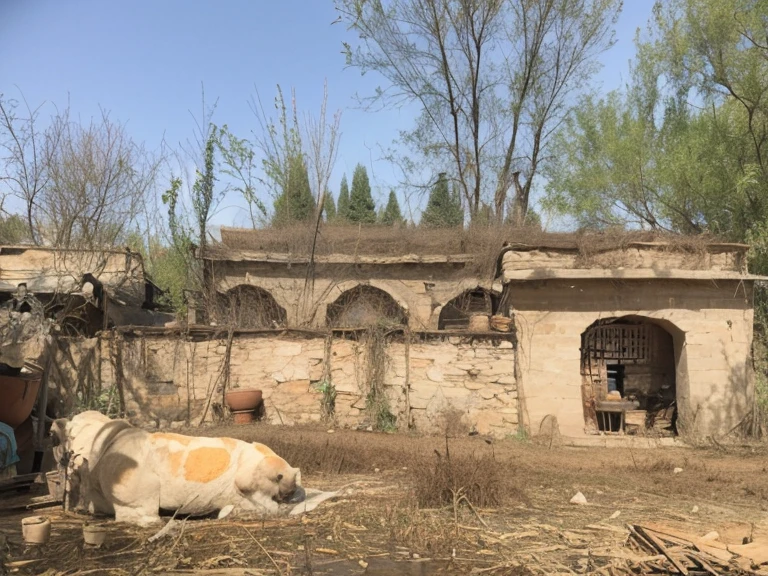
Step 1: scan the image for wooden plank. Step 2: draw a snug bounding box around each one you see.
[0,472,42,492]
[728,541,768,566]
[636,526,689,575]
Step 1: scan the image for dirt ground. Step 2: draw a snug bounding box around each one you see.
[3,424,768,575]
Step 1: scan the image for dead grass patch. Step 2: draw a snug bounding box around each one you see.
[412,438,507,509]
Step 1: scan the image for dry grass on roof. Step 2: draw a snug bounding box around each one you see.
[215,223,733,257]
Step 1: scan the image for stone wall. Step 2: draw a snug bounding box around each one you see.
[49,329,519,439]
[507,278,755,439]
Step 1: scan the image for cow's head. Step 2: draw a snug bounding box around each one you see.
[235,453,302,505]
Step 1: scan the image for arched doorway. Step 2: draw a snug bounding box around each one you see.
[580,316,679,436]
[216,285,287,329]
[326,285,407,328]
[438,288,500,330]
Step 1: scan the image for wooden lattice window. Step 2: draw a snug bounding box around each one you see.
[582,323,653,365]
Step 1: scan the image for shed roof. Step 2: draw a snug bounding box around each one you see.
[0,245,145,295]
[212,225,746,258]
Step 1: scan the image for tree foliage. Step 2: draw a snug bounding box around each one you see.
[272,154,315,225]
[544,0,768,257]
[0,214,30,244]
[380,190,404,225]
[323,188,337,220]
[421,173,464,227]
[0,94,162,249]
[348,163,376,223]
[337,174,351,220]
[335,0,621,223]
[251,84,340,228]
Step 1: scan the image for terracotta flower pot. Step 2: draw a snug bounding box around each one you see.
[224,388,263,412]
[0,372,42,428]
[22,515,51,545]
[83,523,108,547]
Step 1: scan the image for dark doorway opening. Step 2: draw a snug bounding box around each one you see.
[581,317,677,436]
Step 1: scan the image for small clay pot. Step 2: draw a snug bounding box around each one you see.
[22,515,51,545]
[224,388,263,412]
[83,523,107,547]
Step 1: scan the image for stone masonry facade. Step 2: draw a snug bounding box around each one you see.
[49,330,519,439]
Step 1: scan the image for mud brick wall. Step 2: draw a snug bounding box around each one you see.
[49,330,519,439]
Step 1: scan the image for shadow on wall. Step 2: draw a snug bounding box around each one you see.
[686,360,753,441]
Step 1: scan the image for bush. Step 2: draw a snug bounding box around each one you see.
[412,439,505,508]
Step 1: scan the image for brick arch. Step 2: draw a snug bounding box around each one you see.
[434,282,501,330]
[323,281,410,329]
[216,284,287,329]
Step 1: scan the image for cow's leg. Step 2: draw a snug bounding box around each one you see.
[113,502,162,527]
[94,453,162,526]
[110,470,162,527]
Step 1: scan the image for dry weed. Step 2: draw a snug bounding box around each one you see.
[412,438,507,509]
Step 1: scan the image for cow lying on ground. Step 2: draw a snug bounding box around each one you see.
[51,411,302,527]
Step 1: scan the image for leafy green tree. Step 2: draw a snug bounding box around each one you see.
[544,0,768,246]
[348,164,376,223]
[0,214,30,244]
[337,175,350,221]
[323,188,337,221]
[380,190,404,225]
[421,173,463,228]
[272,154,315,225]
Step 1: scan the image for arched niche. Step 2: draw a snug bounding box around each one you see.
[325,284,408,329]
[438,287,500,330]
[216,285,287,329]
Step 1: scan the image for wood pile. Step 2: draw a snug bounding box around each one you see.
[650,405,676,435]
[627,523,768,575]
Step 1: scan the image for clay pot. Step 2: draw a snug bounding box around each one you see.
[22,516,51,545]
[232,411,255,425]
[0,372,42,428]
[46,470,64,501]
[83,523,108,547]
[224,388,263,412]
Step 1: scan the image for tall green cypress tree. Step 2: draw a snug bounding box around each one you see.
[337,175,350,221]
[381,190,404,225]
[272,154,315,225]
[323,189,337,221]
[421,173,463,227]
[348,164,377,224]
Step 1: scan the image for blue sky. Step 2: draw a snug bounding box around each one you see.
[0,0,655,231]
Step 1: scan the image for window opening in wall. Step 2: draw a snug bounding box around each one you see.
[581,318,677,437]
[326,285,407,329]
[438,288,499,330]
[216,286,287,329]
[606,364,624,395]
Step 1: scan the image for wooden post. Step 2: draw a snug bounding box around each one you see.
[404,328,411,428]
[31,347,53,473]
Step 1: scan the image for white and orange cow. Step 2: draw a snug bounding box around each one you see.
[51,411,302,527]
